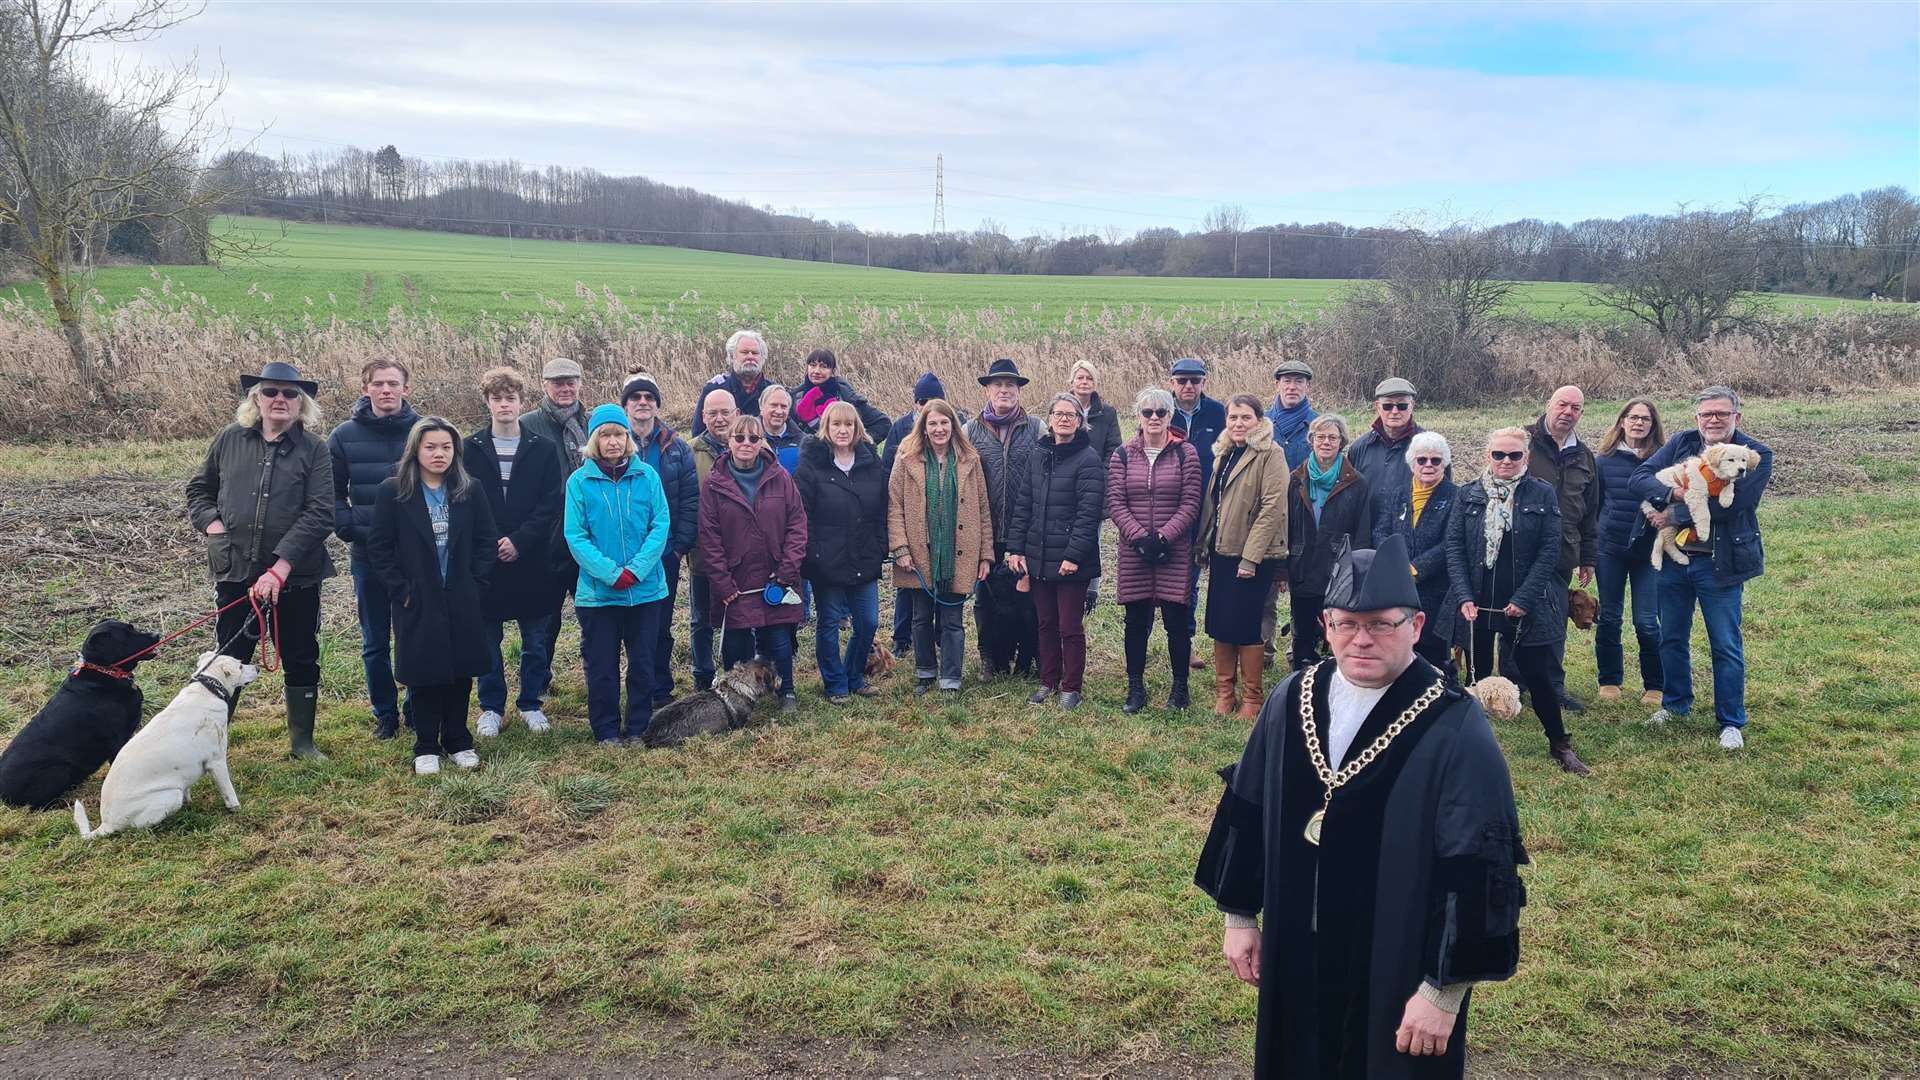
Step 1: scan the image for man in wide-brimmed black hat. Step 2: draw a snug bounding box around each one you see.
[963,358,1043,677]
[1195,533,1528,1079]
[185,362,338,761]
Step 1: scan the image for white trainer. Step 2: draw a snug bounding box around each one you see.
[1644,709,1674,727]
[413,755,440,776]
[1718,726,1745,750]
[451,749,481,769]
[519,708,551,733]
[476,710,503,738]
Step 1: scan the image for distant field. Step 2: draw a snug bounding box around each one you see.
[6,216,1872,336]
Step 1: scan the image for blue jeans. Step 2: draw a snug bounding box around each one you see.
[349,550,409,723]
[477,613,556,714]
[722,624,795,695]
[814,581,879,697]
[1657,556,1746,729]
[653,554,682,704]
[1595,549,1663,691]
[578,601,664,741]
[688,571,716,684]
[891,587,913,652]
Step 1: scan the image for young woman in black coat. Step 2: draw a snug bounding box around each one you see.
[368,417,499,776]
[796,402,890,703]
[1007,394,1105,709]
[464,367,565,737]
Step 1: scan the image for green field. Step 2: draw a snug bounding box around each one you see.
[1,395,1916,1074]
[8,216,1871,337]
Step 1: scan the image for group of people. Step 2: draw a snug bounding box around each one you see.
[185,335,1771,780]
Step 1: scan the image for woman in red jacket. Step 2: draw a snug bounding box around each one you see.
[698,416,809,712]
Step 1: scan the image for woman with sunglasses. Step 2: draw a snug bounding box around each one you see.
[699,416,808,711]
[185,362,337,761]
[1107,387,1203,713]
[1593,397,1667,705]
[1371,430,1459,679]
[1445,428,1590,775]
[1283,414,1372,671]
[1194,394,1289,719]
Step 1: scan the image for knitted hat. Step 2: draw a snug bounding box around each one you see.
[913,373,947,403]
[587,403,630,434]
[621,371,662,404]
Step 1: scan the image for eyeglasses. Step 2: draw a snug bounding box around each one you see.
[1488,450,1525,462]
[1326,613,1415,638]
[1049,411,1080,420]
[731,434,761,444]
[1624,414,1652,424]
[1172,376,1204,385]
[1139,408,1169,419]
[1378,401,1411,412]
[1696,411,1733,421]
[627,393,657,404]
[256,387,299,400]
[1414,456,1444,466]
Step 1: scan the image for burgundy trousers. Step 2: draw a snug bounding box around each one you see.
[1032,579,1090,693]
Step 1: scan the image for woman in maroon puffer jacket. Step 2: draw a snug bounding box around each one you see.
[1106,386,1203,713]
[698,416,809,709]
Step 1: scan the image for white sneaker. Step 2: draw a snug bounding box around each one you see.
[1719,726,1745,750]
[519,708,551,733]
[1644,709,1674,727]
[476,710,503,738]
[413,755,440,776]
[451,749,481,769]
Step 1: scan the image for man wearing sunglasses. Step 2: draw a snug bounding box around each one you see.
[1169,357,1227,668]
[1524,386,1601,715]
[1347,377,1446,502]
[1629,387,1773,750]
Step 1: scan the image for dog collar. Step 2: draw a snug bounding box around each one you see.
[75,661,134,681]
[191,673,240,710]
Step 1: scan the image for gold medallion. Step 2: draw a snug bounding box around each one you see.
[1304,809,1325,845]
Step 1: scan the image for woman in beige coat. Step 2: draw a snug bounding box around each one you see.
[1195,395,1290,718]
[888,399,993,696]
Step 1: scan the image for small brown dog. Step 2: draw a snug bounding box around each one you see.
[864,641,896,680]
[1567,588,1598,631]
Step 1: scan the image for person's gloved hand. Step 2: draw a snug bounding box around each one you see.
[614,568,640,589]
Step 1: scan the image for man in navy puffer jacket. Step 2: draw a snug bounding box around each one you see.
[328,361,421,739]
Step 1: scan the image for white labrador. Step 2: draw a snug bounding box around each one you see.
[74,652,258,839]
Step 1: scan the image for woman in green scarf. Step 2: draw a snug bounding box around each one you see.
[888,400,993,697]
[1283,413,1374,668]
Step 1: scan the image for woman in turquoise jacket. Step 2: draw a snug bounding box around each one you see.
[564,404,671,745]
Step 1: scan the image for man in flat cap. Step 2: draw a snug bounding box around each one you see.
[1347,377,1446,501]
[1196,533,1527,1079]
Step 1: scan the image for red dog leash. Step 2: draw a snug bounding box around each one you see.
[103,591,282,676]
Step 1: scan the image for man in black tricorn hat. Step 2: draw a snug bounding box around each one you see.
[1194,533,1527,1078]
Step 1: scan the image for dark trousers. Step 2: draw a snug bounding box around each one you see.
[1470,622,1566,743]
[410,680,475,758]
[1414,618,1456,683]
[688,572,716,683]
[722,624,795,695]
[1032,580,1090,693]
[348,551,407,721]
[579,601,664,741]
[1288,591,1327,670]
[216,580,322,687]
[1123,600,1191,683]
[891,587,913,652]
[653,554,682,703]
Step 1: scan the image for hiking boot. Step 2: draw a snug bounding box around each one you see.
[1123,680,1147,715]
[1028,687,1055,705]
[373,714,399,741]
[1549,737,1592,777]
[286,685,328,762]
[1167,678,1190,711]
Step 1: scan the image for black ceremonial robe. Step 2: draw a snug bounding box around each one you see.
[1194,656,1528,1079]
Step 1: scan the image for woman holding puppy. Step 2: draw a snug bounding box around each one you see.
[1445,428,1589,776]
[367,417,499,776]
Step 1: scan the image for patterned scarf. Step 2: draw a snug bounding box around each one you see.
[1480,473,1520,569]
[543,400,587,468]
[923,449,959,590]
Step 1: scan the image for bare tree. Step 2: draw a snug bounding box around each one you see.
[1383,224,1517,334]
[1204,203,1248,275]
[0,0,232,385]
[1587,199,1767,349]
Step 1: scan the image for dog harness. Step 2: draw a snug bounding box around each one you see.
[1674,461,1730,547]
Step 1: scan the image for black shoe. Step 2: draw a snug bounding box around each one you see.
[892,642,912,660]
[372,715,398,741]
[1166,680,1190,710]
[1123,682,1147,714]
[694,673,714,692]
[916,677,934,697]
[1057,691,1083,710]
[1028,687,1055,705]
[780,692,798,714]
[1559,691,1588,714]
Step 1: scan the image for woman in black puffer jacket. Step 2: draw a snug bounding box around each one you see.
[797,402,890,703]
[1007,394,1106,709]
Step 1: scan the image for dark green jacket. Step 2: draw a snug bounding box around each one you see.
[186,422,337,587]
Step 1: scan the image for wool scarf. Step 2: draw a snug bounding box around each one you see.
[543,400,587,466]
[980,402,1028,435]
[1410,477,1436,528]
[1268,398,1317,446]
[1480,473,1520,569]
[923,450,959,589]
[1305,452,1342,520]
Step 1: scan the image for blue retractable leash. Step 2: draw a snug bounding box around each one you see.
[909,564,971,607]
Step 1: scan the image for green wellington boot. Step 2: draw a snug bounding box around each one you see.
[286,685,329,762]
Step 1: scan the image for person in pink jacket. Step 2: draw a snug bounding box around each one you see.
[1106,386,1203,714]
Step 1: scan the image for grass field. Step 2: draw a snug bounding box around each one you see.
[1,395,1916,1075]
[4,216,1875,337]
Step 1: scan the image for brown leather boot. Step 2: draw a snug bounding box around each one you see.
[1236,645,1266,720]
[1212,641,1238,716]
[1549,737,1593,777]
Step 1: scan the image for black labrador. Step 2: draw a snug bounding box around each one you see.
[0,620,162,810]
[976,564,1037,678]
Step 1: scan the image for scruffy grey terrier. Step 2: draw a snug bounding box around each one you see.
[643,660,780,748]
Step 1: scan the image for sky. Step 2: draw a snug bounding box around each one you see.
[113,0,1920,237]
